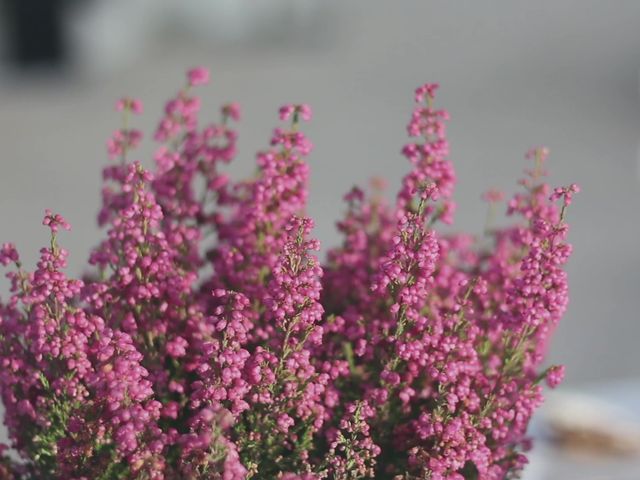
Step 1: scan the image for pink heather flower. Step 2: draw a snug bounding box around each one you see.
[551,183,581,206]
[278,104,296,120]
[0,70,577,479]
[277,413,295,433]
[222,102,241,121]
[415,82,440,103]
[187,66,210,86]
[279,104,312,122]
[116,97,143,114]
[0,243,18,266]
[42,209,71,233]
[326,401,380,478]
[0,214,165,478]
[546,365,565,388]
[107,129,143,160]
[166,336,188,358]
[298,104,313,121]
[400,83,455,225]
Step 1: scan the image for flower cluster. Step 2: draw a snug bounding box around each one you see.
[0,69,578,479]
[0,213,164,479]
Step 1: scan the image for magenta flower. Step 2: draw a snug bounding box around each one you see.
[116,97,144,114]
[187,66,211,86]
[0,68,578,479]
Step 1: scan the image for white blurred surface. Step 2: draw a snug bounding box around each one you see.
[524,378,640,480]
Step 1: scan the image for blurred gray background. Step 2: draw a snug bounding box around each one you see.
[0,1,639,474]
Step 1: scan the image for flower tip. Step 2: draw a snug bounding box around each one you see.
[187,66,210,87]
[116,97,143,114]
[415,83,440,103]
[222,103,241,121]
[43,210,71,233]
[278,105,295,121]
[299,104,313,121]
[546,365,565,389]
[278,104,312,122]
[0,243,19,266]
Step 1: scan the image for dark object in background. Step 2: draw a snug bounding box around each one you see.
[2,0,67,67]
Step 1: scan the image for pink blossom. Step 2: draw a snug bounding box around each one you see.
[279,104,312,122]
[187,66,210,86]
[0,243,18,266]
[0,70,577,479]
[546,365,565,388]
[116,97,143,114]
[222,102,241,121]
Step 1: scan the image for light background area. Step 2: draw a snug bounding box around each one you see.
[0,0,639,469]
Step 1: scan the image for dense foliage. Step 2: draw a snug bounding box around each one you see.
[0,68,578,479]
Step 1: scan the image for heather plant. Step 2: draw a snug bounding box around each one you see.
[0,68,578,480]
